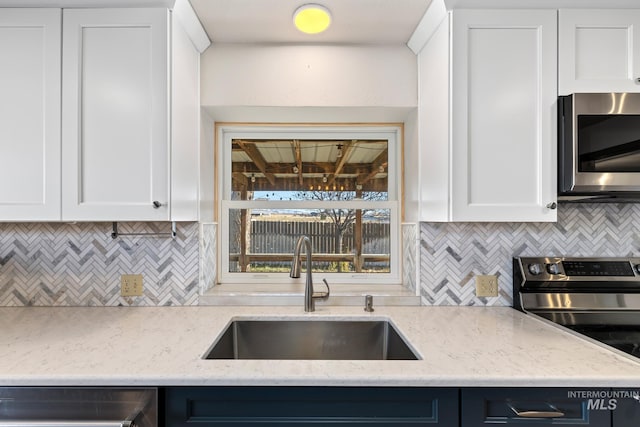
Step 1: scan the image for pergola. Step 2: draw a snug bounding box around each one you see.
[231,139,388,193]
[229,139,390,272]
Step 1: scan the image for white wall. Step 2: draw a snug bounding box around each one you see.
[416,17,450,222]
[199,108,215,222]
[200,42,420,221]
[402,109,420,223]
[200,43,417,122]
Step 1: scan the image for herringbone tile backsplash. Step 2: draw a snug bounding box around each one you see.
[419,203,640,306]
[0,222,199,306]
[402,223,417,293]
[199,223,216,294]
[0,203,637,307]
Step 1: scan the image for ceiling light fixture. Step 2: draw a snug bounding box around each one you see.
[293,4,332,35]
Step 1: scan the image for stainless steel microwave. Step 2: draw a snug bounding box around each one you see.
[559,93,640,201]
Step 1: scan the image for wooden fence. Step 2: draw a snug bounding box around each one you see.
[229,220,390,272]
[247,221,389,254]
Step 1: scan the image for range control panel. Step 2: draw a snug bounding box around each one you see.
[513,257,640,313]
[561,260,635,276]
[516,257,640,283]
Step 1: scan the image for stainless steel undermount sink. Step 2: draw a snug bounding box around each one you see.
[203,319,420,360]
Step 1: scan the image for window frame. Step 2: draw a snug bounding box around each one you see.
[216,124,402,285]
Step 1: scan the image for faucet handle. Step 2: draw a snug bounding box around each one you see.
[313,278,330,300]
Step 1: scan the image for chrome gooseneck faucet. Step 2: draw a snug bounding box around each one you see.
[290,235,330,312]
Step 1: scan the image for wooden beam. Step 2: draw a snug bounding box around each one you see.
[357,148,388,186]
[370,148,389,172]
[328,141,354,185]
[293,140,303,185]
[239,189,248,271]
[229,253,390,264]
[232,172,248,189]
[235,140,277,185]
[355,189,363,272]
[231,176,388,192]
[232,161,374,176]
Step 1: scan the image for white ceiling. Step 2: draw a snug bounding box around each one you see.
[188,0,433,44]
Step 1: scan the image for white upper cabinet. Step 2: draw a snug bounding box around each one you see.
[451,10,558,222]
[417,8,558,222]
[559,9,640,94]
[62,9,170,221]
[0,4,207,223]
[0,9,61,221]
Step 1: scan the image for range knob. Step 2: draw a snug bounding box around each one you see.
[527,263,543,275]
[546,263,561,275]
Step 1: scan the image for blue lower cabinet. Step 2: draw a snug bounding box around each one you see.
[612,389,640,427]
[164,387,459,426]
[461,388,612,426]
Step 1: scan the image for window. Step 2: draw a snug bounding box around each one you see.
[217,124,401,285]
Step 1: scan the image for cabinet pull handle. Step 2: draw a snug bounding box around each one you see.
[152,201,162,209]
[546,202,557,210]
[635,77,640,84]
[507,403,565,418]
[0,420,136,427]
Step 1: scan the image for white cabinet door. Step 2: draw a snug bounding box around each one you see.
[170,13,201,221]
[0,9,61,221]
[450,9,557,222]
[62,8,169,221]
[559,9,640,94]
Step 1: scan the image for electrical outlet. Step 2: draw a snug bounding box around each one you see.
[121,274,143,297]
[476,274,498,297]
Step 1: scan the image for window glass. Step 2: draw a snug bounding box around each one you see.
[218,126,401,284]
[228,208,391,273]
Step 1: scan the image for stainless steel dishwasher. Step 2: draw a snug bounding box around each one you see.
[0,388,157,427]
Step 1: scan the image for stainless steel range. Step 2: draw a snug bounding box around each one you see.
[513,256,640,359]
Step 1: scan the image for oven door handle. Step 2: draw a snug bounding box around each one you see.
[507,402,565,418]
[0,420,137,427]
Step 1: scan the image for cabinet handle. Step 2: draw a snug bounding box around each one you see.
[507,403,565,418]
[0,420,136,427]
[546,202,557,210]
[636,77,640,84]
[152,201,162,209]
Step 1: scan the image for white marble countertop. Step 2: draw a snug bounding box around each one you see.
[2,305,640,387]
